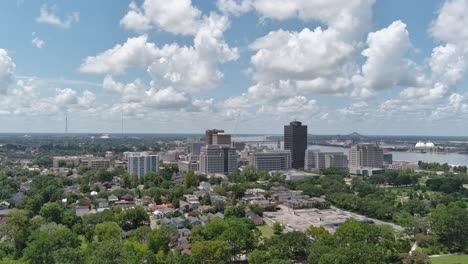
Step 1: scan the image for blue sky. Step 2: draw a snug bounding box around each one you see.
[0,0,467,135]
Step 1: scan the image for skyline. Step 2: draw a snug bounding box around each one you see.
[1,0,468,135]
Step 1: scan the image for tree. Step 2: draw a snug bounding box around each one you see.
[184,171,198,189]
[273,222,283,235]
[117,206,149,231]
[2,209,30,258]
[224,205,246,218]
[306,225,331,241]
[39,202,64,224]
[85,239,124,264]
[148,226,179,254]
[430,203,468,252]
[191,240,232,264]
[23,223,81,264]
[201,193,212,205]
[95,222,122,242]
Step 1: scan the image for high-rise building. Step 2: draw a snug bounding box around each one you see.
[187,142,206,156]
[127,152,160,177]
[205,129,224,145]
[284,121,308,169]
[199,145,237,174]
[249,151,291,172]
[305,150,347,170]
[348,144,384,174]
[212,133,231,147]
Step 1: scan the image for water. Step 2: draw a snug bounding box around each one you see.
[308,145,468,166]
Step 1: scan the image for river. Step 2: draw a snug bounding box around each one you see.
[308,145,468,166]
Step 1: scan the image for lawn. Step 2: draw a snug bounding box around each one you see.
[257,225,274,239]
[430,254,468,264]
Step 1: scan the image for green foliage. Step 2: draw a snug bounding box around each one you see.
[184,171,198,189]
[95,222,122,242]
[116,206,149,231]
[191,240,232,264]
[23,223,81,264]
[39,202,64,224]
[430,203,468,252]
[224,205,246,218]
[308,219,400,264]
[147,226,178,254]
[273,222,283,235]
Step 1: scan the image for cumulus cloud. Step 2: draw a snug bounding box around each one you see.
[36,4,79,28]
[218,0,374,39]
[0,49,15,94]
[101,76,211,112]
[429,44,466,85]
[250,28,354,82]
[80,35,159,75]
[31,32,45,49]
[351,20,424,99]
[430,0,468,48]
[277,96,318,113]
[83,13,238,92]
[120,0,202,35]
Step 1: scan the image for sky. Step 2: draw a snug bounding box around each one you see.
[0,0,467,136]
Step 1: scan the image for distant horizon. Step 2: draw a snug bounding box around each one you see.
[1,131,468,139]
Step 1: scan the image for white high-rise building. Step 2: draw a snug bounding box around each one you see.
[199,145,237,174]
[348,144,384,175]
[127,152,159,177]
[305,150,347,170]
[249,151,291,172]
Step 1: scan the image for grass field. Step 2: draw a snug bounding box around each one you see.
[257,225,274,238]
[430,254,468,264]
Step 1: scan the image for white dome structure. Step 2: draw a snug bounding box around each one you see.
[415,141,436,149]
[415,141,425,148]
[425,141,435,148]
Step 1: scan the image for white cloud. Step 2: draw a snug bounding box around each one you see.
[430,0,468,48]
[0,49,15,94]
[79,35,159,75]
[351,20,423,99]
[218,0,374,39]
[277,96,318,113]
[250,28,354,82]
[217,0,253,16]
[103,75,146,103]
[83,14,238,92]
[429,44,466,85]
[31,32,45,48]
[146,86,190,109]
[120,0,202,35]
[36,5,79,29]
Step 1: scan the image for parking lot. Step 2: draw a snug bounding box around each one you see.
[264,205,403,233]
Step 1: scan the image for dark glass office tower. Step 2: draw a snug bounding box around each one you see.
[284,121,308,169]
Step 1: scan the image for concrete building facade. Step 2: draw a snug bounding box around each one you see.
[305,150,348,170]
[199,145,237,174]
[127,152,160,177]
[249,151,291,172]
[349,144,384,175]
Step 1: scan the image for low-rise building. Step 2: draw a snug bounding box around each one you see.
[87,158,111,170]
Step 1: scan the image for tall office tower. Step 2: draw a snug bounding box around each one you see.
[199,145,237,174]
[127,152,160,177]
[188,142,206,156]
[205,129,224,145]
[249,151,291,172]
[284,121,308,169]
[348,144,384,170]
[212,133,231,147]
[305,150,347,170]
